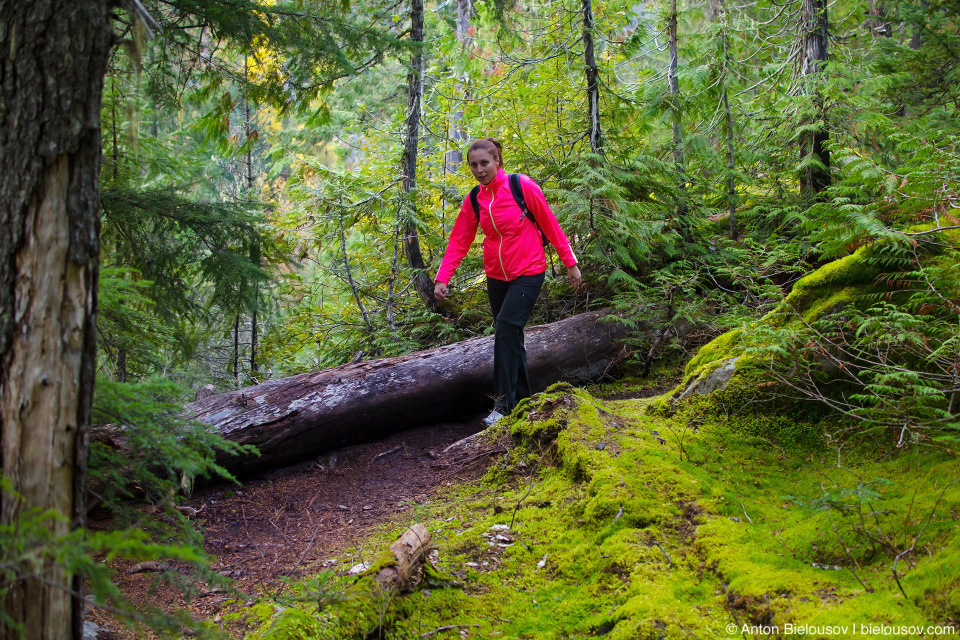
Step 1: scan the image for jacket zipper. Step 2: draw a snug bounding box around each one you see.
[486,187,509,280]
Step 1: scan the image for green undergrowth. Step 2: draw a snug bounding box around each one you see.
[672,235,960,418]
[237,384,960,639]
[674,244,888,394]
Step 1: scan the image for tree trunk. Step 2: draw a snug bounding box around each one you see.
[234,314,241,385]
[667,0,691,240]
[908,0,927,50]
[0,3,110,639]
[387,221,401,333]
[244,60,260,374]
[250,242,261,374]
[583,0,603,156]
[717,0,738,240]
[866,0,891,38]
[798,0,830,199]
[723,84,737,240]
[250,300,259,374]
[443,0,471,175]
[402,0,436,309]
[340,203,373,334]
[117,349,129,383]
[185,310,632,475]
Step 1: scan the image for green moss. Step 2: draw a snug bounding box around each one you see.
[237,385,960,640]
[683,329,744,382]
[665,242,928,424]
[784,248,883,312]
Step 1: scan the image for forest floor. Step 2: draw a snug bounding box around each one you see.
[87,376,960,640]
[86,384,670,639]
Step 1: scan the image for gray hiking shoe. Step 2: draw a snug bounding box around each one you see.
[482,410,506,427]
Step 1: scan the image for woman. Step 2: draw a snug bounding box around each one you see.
[434,138,582,426]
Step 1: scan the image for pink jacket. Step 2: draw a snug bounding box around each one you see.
[436,169,578,284]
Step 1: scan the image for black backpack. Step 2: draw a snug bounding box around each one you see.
[469,173,549,247]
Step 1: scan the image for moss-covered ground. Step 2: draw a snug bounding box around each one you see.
[232,382,960,640]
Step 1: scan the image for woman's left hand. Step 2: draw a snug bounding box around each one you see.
[567,265,582,289]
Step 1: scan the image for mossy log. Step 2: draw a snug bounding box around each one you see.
[187,309,630,475]
[375,524,433,590]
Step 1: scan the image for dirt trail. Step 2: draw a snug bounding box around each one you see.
[87,385,672,638]
[87,414,493,638]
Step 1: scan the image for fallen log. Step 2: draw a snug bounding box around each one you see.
[185,309,630,475]
[375,524,433,590]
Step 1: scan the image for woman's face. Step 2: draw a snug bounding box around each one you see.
[467,148,500,186]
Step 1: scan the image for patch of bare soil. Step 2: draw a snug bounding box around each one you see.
[87,414,497,638]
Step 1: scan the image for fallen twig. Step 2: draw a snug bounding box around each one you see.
[372,446,403,463]
[126,561,171,574]
[442,431,485,454]
[650,538,672,565]
[439,446,508,481]
[892,477,960,599]
[422,624,480,637]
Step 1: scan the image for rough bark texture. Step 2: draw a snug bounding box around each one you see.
[0,2,110,639]
[582,0,603,156]
[401,0,435,309]
[667,0,690,239]
[375,524,432,590]
[799,0,831,198]
[667,0,684,173]
[187,310,630,475]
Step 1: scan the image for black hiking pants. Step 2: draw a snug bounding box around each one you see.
[487,272,545,414]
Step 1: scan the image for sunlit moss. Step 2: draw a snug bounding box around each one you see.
[238,384,960,640]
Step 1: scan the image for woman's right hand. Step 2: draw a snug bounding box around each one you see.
[434,281,449,302]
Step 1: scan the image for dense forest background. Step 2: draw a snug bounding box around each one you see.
[2,0,959,637]
[94,0,958,388]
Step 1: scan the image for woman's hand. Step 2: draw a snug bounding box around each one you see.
[434,281,449,302]
[567,265,582,289]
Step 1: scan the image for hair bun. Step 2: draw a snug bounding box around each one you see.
[467,138,504,167]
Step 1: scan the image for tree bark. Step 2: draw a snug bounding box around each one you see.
[340,203,373,334]
[375,524,432,590]
[0,3,110,639]
[667,0,690,240]
[798,0,830,199]
[244,59,260,374]
[443,0,471,175]
[583,0,603,156]
[250,242,261,374]
[234,314,241,384]
[668,0,684,172]
[401,0,436,309]
[717,0,738,240]
[186,310,632,475]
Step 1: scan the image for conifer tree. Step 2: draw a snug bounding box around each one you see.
[0,1,408,636]
[0,3,111,637]
[583,0,603,155]
[798,0,831,198]
[401,0,437,309]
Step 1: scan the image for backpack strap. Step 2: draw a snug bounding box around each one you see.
[469,186,481,220]
[470,175,549,247]
[509,173,549,247]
